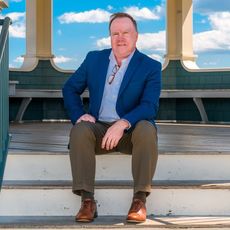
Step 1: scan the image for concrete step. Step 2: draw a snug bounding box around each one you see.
[1,216,230,229]
[1,180,230,216]
[4,151,230,181]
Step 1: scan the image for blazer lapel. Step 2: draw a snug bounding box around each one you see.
[95,49,110,111]
[118,49,142,97]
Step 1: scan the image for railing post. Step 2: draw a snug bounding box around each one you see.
[0,17,11,189]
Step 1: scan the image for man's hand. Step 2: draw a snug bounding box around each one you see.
[76,114,96,123]
[101,119,129,150]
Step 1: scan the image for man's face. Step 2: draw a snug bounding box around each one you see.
[110,17,138,61]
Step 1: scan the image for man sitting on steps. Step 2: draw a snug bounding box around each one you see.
[62,12,161,223]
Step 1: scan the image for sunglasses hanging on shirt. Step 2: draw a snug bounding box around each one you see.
[108,64,120,84]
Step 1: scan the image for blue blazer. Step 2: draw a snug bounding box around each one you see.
[62,48,161,127]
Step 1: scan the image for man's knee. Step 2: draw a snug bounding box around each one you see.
[70,121,95,142]
[132,120,157,141]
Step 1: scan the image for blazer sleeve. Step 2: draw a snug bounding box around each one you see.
[62,53,89,125]
[121,61,161,127]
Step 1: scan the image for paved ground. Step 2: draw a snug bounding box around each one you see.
[1,215,230,229]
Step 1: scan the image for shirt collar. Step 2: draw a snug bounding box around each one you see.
[109,49,136,67]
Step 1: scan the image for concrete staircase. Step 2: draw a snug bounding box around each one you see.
[1,123,230,229]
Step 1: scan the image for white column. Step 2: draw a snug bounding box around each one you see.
[22,0,53,69]
[165,0,196,62]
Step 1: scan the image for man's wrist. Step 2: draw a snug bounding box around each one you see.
[119,119,131,130]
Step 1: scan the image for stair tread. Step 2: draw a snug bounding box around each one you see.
[2,180,230,189]
[8,150,230,155]
[9,122,230,155]
[1,215,230,228]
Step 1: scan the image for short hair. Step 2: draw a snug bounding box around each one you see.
[109,12,138,32]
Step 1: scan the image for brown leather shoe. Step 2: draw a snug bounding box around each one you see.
[75,199,98,222]
[126,198,146,223]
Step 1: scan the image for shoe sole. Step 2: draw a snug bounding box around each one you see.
[126,219,146,223]
[75,218,94,223]
[75,212,98,222]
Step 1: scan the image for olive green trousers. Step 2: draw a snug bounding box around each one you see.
[69,120,158,196]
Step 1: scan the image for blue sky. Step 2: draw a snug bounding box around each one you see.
[1,0,230,70]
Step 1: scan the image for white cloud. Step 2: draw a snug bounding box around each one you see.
[194,30,230,52]
[9,22,25,38]
[1,12,25,38]
[96,37,110,48]
[107,5,113,11]
[58,6,162,24]
[58,9,111,24]
[13,56,24,63]
[54,55,73,63]
[148,53,163,62]
[5,12,24,21]
[9,63,15,68]
[124,6,160,20]
[137,31,166,51]
[194,30,223,52]
[203,61,217,66]
[10,55,24,68]
[209,12,230,31]
[194,12,230,53]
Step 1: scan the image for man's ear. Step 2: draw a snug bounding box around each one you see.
[135,33,138,42]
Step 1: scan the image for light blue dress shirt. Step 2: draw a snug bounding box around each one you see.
[99,50,135,122]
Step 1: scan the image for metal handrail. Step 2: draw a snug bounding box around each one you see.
[0,16,11,189]
[0,17,11,63]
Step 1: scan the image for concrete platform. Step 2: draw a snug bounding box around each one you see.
[1,216,230,229]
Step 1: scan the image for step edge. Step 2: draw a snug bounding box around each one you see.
[2,180,230,189]
[7,150,230,155]
[1,215,230,228]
